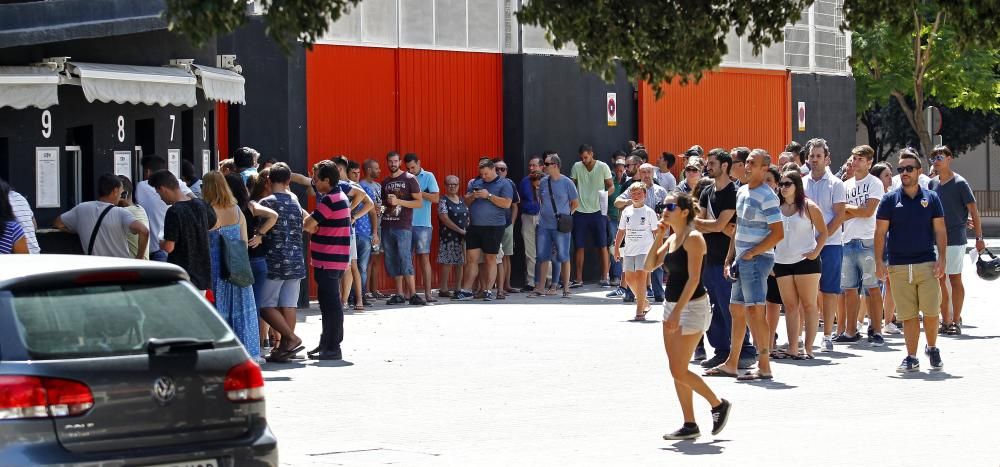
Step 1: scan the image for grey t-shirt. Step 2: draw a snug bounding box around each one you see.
[929,173,976,246]
[467,175,515,226]
[538,175,579,230]
[61,201,137,258]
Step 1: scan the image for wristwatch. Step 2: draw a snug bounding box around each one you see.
[488,193,493,201]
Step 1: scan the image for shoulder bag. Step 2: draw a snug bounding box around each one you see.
[87,205,116,255]
[547,178,574,233]
[219,207,255,287]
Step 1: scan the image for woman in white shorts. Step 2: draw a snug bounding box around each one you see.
[644,192,731,441]
[613,184,657,320]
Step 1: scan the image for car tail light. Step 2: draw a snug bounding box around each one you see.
[223,360,264,402]
[0,376,94,420]
[73,271,141,285]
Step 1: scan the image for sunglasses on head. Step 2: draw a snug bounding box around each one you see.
[897,166,918,173]
[778,181,794,188]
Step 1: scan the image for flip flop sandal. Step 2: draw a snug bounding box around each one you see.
[353,305,365,311]
[562,290,572,299]
[737,371,774,381]
[770,350,791,360]
[703,366,738,378]
[793,353,815,360]
[527,291,544,298]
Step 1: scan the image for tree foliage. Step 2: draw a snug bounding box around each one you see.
[163,0,360,51]
[850,2,1000,157]
[861,99,1000,162]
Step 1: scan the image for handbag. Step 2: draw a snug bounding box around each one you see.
[219,208,255,288]
[547,178,574,233]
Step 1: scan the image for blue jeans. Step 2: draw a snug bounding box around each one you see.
[411,226,432,255]
[536,227,571,263]
[383,228,414,277]
[841,238,878,290]
[702,263,756,359]
[356,235,372,292]
[623,266,664,301]
[731,255,776,306]
[608,217,622,280]
[250,256,268,308]
[150,249,168,262]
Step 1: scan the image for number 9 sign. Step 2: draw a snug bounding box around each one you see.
[41,110,52,139]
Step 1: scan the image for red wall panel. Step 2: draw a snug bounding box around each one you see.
[215,102,229,161]
[305,45,503,296]
[639,68,791,177]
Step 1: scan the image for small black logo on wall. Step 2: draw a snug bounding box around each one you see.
[152,376,177,406]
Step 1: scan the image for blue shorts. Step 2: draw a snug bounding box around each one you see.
[383,228,414,277]
[572,211,608,249]
[819,244,844,294]
[536,227,571,263]
[258,278,302,308]
[730,254,775,306]
[842,238,878,290]
[250,256,268,308]
[356,235,372,289]
[411,226,432,255]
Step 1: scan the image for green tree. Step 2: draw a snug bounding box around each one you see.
[861,99,1000,162]
[850,3,1000,157]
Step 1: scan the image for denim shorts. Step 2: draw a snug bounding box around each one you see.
[536,227,571,263]
[819,244,844,294]
[841,238,878,290]
[730,254,775,306]
[383,228,414,277]
[250,256,268,309]
[412,226,432,255]
[258,278,301,308]
[356,235,372,289]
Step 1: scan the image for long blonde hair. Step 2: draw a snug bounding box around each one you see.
[201,171,237,208]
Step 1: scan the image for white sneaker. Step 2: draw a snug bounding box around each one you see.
[821,336,834,352]
[883,322,902,335]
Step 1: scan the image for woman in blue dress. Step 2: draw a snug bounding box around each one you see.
[202,171,261,362]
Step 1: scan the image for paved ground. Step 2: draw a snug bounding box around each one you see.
[263,241,1000,466]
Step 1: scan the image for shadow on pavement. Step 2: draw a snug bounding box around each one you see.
[735,379,798,390]
[264,376,291,382]
[771,358,839,368]
[950,334,999,340]
[887,371,962,381]
[312,360,355,368]
[660,439,729,455]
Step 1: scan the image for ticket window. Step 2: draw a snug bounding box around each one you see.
[134,118,155,182]
[64,125,94,205]
[0,137,9,182]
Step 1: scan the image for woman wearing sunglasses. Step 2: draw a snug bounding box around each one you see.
[771,171,828,359]
[645,192,732,440]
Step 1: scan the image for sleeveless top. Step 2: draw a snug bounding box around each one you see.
[774,206,817,265]
[663,236,707,302]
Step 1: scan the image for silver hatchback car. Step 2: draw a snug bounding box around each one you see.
[0,255,278,466]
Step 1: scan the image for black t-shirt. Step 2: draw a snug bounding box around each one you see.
[245,206,267,259]
[163,199,217,290]
[699,181,737,266]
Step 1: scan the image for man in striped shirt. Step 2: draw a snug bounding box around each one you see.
[304,160,353,361]
[5,183,39,254]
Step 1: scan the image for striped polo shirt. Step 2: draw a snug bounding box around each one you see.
[734,182,782,258]
[310,190,351,270]
[0,221,25,254]
[8,191,39,254]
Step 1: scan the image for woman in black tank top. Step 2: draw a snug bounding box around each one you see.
[644,192,732,440]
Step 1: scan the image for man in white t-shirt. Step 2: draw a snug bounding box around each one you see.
[838,145,886,346]
[614,183,658,320]
[135,155,194,261]
[5,185,40,254]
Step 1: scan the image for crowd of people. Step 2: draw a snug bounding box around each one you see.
[0,137,990,437]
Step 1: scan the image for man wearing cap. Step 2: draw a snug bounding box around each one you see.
[570,144,614,288]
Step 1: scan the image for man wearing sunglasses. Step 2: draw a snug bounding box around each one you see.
[928,145,985,336]
[875,149,947,372]
[890,148,931,190]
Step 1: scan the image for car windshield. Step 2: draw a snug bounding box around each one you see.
[10,281,237,360]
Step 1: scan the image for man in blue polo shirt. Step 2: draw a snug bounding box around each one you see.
[404,153,440,303]
[875,149,947,373]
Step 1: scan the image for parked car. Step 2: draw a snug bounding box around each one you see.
[0,255,277,466]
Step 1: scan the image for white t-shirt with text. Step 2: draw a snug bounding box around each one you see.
[843,173,885,241]
[617,204,657,256]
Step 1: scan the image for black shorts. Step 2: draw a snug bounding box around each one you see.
[766,275,783,305]
[465,225,504,255]
[772,257,822,278]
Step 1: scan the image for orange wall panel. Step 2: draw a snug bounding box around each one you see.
[639,68,791,176]
[305,45,503,296]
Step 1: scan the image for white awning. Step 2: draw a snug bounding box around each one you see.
[192,64,245,104]
[0,66,60,109]
[67,62,197,107]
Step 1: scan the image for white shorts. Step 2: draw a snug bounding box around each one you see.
[945,244,965,275]
[350,231,358,261]
[623,254,647,272]
[663,295,712,335]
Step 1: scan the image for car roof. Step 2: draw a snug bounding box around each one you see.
[0,255,189,290]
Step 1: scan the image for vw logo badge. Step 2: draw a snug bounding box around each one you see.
[151,376,177,406]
